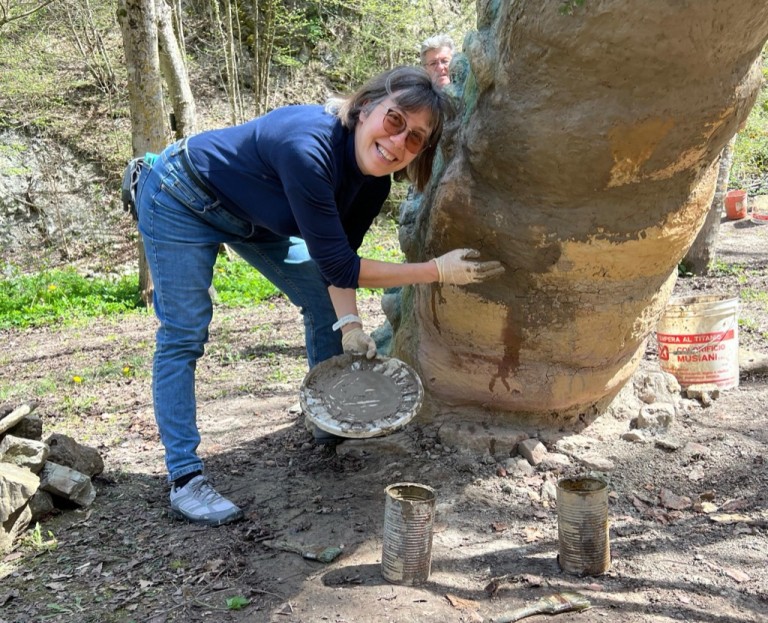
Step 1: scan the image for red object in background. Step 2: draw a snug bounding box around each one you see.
[724,189,747,220]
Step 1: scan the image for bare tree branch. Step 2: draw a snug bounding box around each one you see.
[0,0,59,29]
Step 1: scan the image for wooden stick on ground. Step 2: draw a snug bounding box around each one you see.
[487,592,591,623]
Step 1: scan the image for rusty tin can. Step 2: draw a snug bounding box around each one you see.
[381,482,436,585]
[556,477,610,576]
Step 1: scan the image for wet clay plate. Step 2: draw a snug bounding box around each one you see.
[300,353,424,438]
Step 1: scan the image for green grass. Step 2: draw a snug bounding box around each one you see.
[741,287,768,305]
[0,378,59,404]
[0,265,145,329]
[0,39,59,101]
[0,217,404,329]
[708,259,747,277]
[211,256,281,306]
[359,216,404,265]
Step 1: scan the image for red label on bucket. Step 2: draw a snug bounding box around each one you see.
[656,329,735,344]
[656,295,739,390]
[656,328,738,388]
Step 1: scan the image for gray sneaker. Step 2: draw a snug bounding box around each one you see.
[169,475,244,526]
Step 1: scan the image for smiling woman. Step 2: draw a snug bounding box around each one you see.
[381,108,430,153]
[353,101,432,178]
[124,65,505,526]
[329,67,448,190]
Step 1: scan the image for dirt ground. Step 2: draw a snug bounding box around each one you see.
[1,216,768,623]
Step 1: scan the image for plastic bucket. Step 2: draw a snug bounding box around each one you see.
[751,196,768,225]
[724,190,747,220]
[381,482,436,585]
[656,294,739,389]
[556,477,610,576]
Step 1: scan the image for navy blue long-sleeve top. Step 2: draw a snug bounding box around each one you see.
[187,105,391,289]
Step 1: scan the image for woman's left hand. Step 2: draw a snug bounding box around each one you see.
[342,328,377,359]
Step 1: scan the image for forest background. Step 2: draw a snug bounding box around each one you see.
[0,0,766,314]
[1,2,768,622]
[0,0,492,321]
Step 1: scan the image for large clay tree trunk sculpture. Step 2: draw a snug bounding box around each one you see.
[392,1,768,426]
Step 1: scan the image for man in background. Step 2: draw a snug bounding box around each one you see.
[420,34,455,88]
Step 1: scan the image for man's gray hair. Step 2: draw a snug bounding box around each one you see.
[420,34,456,65]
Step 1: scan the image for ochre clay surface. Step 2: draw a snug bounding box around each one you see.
[395,2,768,423]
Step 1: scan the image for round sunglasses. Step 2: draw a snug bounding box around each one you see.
[381,108,429,154]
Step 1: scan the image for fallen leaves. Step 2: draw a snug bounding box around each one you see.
[484,573,544,597]
[523,526,544,543]
[709,513,753,525]
[720,497,749,512]
[723,567,751,583]
[446,594,476,608]
[697,557,752,584]
[692,501,718,513]
[628,486,752,524]
[659,488,692,511]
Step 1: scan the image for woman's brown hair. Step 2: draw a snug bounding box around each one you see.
[328,66,451,192]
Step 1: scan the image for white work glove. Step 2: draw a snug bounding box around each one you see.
[342,327,377,359]
[432,248,505,285]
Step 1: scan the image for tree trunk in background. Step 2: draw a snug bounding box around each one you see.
[157,0,196,139]
[117,0,168,306]
[250,0,276,116]
[683,137,737,275]
[211,0,243,125]
[393,1,768,428]
[117,0,167,159]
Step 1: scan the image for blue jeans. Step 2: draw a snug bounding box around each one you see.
[136,140,342,481]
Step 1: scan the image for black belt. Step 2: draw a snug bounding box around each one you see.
[178,137,217,201]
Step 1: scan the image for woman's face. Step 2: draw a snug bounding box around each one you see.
[354,96,432,177]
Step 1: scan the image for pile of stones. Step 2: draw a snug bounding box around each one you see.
[0,403,104,553]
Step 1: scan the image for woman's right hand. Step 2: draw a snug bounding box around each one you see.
[342,327,377,359]
[432,248,505,285]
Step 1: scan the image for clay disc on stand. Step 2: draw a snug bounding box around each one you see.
[300,354,424,439]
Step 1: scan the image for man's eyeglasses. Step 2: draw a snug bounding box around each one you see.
[381,108,429,154]
[426,58,451,69]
